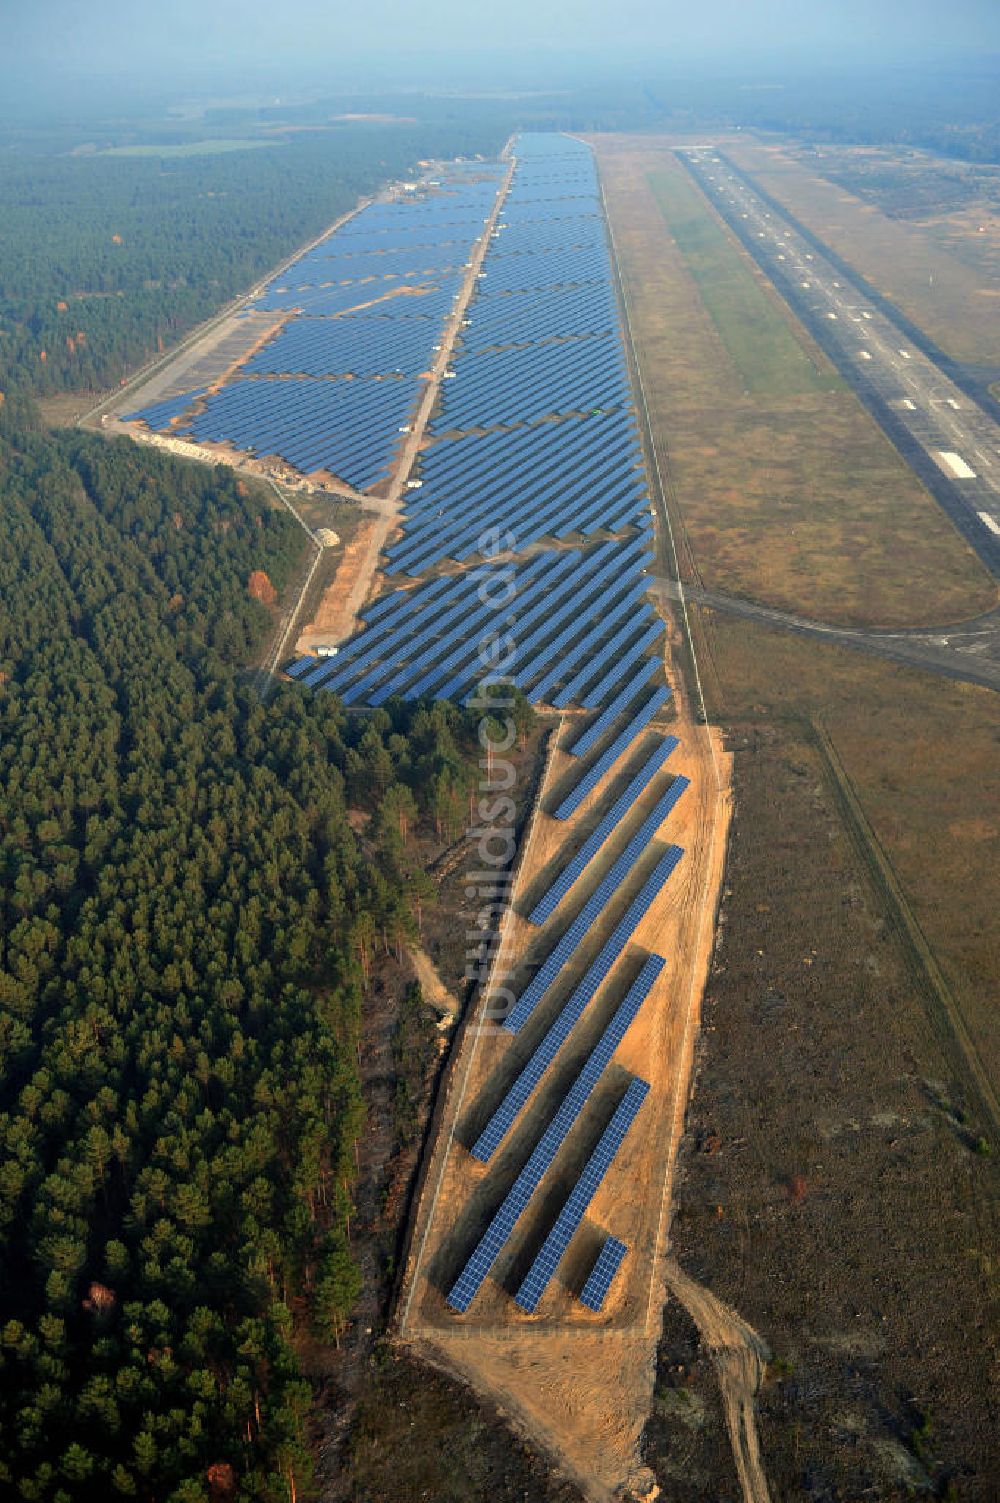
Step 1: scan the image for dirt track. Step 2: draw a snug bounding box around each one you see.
[664,1259,771,1503]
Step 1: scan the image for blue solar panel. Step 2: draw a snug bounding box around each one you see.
[569,667,660,757]
[579,1236,628,1312]
[581,624,666,709]
[124,387,205,429]
[505,795,683,1034]
[447,955,662,1313]
[529,749,684,926]
[285,655,318,679]
[282,131,664,726]
[473,950,664,1164]
[514,1078,648,1313]
[545,607,657,708]
[554,687,673,822]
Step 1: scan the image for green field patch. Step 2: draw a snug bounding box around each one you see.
[647,169,841,399]
[100,138,282,158]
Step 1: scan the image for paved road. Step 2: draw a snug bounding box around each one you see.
[650,578,1000,693]
[678,149,1000,578]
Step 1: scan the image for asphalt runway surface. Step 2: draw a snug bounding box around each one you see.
[678,149,1000,579]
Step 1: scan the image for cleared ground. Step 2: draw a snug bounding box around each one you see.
[398,618,732,1502]
[593,137,995,630]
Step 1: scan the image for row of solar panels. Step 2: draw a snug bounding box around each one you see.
[386,413,647,576]
[183,376,417,491]
[286,538,662,709]
[376,134,644,572]
[445,503,685,1312]
[431,334,631,433]
[125,160,507,483]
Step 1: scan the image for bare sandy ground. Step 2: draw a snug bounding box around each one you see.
[295,519,382,652]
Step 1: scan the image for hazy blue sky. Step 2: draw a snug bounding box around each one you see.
[6,0,1000,85]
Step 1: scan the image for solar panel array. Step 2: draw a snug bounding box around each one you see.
[447,955,663,1312]
[579,1236,628,1312]
[432,335,631,431]
[569,666,661,757]
[505,806,684,1034]
[529,752,685,926]
[183,377,419,491]
[419,141,692,1320]
[123,387,205,429]
[473,951,665,1164]
[242,315,444,379]
[297,537,661,710]
[514,1078,649,1313]
[126,161,506,486]
[554,687,674,821]
[367,130,650,572]
[386,411,648,576]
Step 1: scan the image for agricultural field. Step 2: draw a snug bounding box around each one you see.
[725,139,1000,369]
[594,138,995,629]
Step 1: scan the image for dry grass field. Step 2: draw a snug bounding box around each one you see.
[725,140,1000,368]
[593,138,995,629]
[658,697,1000,1500]
[693,609,1000,1134]
[592,133,1000,1500]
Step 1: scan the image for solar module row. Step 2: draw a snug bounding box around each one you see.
[252,279,448,317]
[414,409,637,495]
[244,316,441,379]
[209,164,507,482]
[569,666,661,757]
[554,687,673,822]
[476,249,610,294]
[306,538,653,708]
[460,286,618,351]
[521,598,654,703]
[514,1077,649,1313]
[386,478,646,576]
[504,793,685,1035]
[366,549,582,704]
[456,543,651,704]
[472,851,678,1167]
[276,246,466,287]
[489,219,609,258]
[378,548,597,703]
[320,551,576,702]
[580,623,666,708]
[334,285,461,321]
[447,955,663,1312]
[186,376,418,490]
[529,745,683,926]
[386,542,634,705]
[313,568,492,694]
[124,387,206,431]
[432,334,631,432]
[299,574,468,691]
[579,1236,629,1312]
[551,609,660,708]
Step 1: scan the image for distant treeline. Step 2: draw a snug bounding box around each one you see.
[645,63,1000,164]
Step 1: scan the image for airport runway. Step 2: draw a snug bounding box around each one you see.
[678,149,1000,578]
